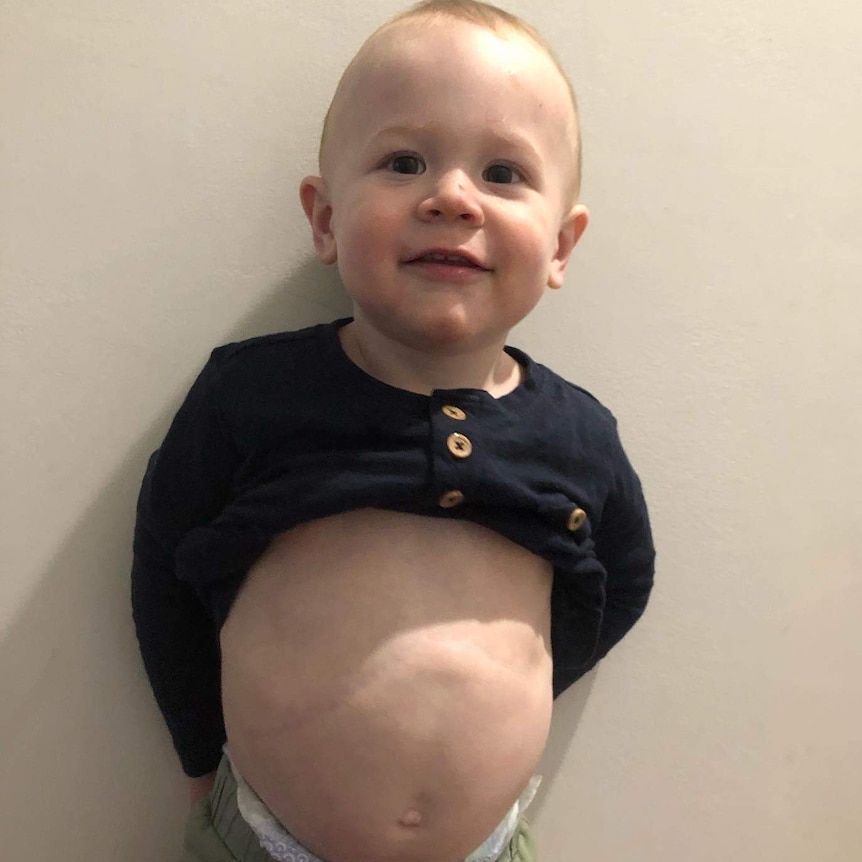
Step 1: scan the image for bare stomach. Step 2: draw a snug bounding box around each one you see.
[220,509,553,862]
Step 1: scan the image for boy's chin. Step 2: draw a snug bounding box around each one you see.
[377,313,510,354]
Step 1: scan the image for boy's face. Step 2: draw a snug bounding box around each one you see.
[302,18,588,352]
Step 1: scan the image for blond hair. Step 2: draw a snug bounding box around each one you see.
[318,0,583,199]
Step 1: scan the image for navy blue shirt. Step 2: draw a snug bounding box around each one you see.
[132,319,655,777]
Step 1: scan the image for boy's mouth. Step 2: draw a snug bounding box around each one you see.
[404,249,491,271]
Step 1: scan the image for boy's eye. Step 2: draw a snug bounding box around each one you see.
[388,154,425,175]
[483,163,522,184]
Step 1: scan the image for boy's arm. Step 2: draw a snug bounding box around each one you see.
[189,771,218,805]
[131,350,239,778]
[551,422,654,697]
[590,427,655,665]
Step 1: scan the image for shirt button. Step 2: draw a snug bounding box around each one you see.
[447,432,473,458]
[442,405,467,421]
[438,490,465,508]
[567,507,587,531]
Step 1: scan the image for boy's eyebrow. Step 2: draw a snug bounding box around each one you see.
[370,124,543,165]
[369,124,434,145]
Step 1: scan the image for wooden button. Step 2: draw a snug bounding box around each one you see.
[438,490,465,508]
[442,405,467,421]
[446,433,473,458]
[567,508,587,531]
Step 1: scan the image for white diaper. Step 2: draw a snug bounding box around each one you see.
[463,775,541,862]
[226,748,540,862]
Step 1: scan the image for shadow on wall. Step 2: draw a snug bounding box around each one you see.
[534,670,596,817]
[0,258,593,859]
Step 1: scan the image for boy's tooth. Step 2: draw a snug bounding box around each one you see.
[423,253,470,264]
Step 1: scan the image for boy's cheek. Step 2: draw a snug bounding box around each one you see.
[339,242,388,290]
[339,209,401,261]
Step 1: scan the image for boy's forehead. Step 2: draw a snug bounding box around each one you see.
[322,17,577,175]
[365,17,544,71]
[357,19,565,111]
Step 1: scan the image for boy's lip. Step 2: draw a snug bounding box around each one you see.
[403,248,491,271]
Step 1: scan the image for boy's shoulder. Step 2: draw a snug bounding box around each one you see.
[193,320,348,406]
[210,319,343,368]
[521,349,619,431]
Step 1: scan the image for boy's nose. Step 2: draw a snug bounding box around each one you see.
[416,172,484,225]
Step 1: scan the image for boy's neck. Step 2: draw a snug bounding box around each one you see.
[339,319,522,398]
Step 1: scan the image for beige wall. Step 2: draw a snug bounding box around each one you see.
[2,1,860,859]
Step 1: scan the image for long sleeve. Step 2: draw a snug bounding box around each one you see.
[589,426,655,666]
[131,350,239,776]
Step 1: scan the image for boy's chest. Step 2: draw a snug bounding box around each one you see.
[176,352,618,632]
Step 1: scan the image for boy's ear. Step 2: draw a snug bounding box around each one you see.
[547,203,590,290]
[300,176,338,265]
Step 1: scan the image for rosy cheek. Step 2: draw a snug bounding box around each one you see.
[336,221,383,282]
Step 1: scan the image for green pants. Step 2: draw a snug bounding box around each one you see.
[181,755,536,862]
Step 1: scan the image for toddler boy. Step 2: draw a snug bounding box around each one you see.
[132,2,655,861]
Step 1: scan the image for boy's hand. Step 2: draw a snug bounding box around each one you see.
[188,771,217,807]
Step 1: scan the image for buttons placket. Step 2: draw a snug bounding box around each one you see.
[437,403,472,509]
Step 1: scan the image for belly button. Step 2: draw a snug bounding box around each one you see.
[398,808,423,827]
